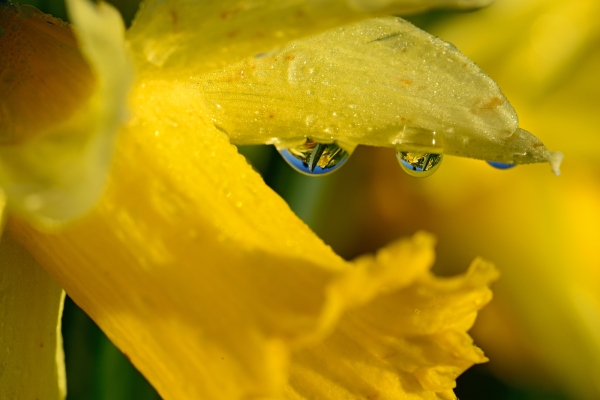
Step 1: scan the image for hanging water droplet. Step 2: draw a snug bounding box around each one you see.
[487,161,515,169]
[277,138,351,176]
[396,151,443,178]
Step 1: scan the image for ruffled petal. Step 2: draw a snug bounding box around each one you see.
[195,17,557,167]
[0,0,132,227]
[8,76,493,399]
[278,252,498,400]
[127,0,494,78]
[0,230,66,400]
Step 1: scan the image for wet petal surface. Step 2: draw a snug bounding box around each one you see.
[196,17,554,166]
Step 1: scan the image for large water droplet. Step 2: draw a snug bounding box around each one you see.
[397,151,442,178]
[487,161,515,169]
[278,138,351,176]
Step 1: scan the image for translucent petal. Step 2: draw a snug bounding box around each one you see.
[0,0,133,227]
[276,257,498,399]
[7,78,493,399]
[196,17,557,166]
[0,3,94,145]
[127,0,494,78]
[0,231,66,400]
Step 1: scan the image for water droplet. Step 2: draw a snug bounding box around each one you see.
[487,161,515,169]
[277,138,351,176]
[305,115,317,127]
[414,309,421,314]
[397,152,443,178]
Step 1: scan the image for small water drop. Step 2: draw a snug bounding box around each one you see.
[397,152,443,178]
[487,161,515,169]
[414,309,421,315]
[305,115,317,127]
[277,138,351,176]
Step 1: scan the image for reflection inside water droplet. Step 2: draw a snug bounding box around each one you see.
[487,161,515,169]
[396,151,443,178]
[277,138,351,176]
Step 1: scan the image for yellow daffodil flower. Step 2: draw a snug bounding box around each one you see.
[426,1,600,398]
[0,0,561,398]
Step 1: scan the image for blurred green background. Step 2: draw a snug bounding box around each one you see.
[14,0,599,398]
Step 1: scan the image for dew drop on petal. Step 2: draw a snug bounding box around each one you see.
[487,161,516,169]
[396,151,443,178]
[277,138,351,176]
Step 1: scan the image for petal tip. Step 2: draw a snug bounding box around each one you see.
[549,151,564,176]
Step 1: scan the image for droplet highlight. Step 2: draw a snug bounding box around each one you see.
[396,152,443,178]
[487,161,515,169]
[278,138,351,176]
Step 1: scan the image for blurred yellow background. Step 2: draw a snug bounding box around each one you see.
[306,0,600,398]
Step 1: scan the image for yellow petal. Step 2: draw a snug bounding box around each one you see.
[0,0,133,227]
[196,17,557,167]
[6,77,350,399]
[127,0,495,78]
[0,230,66,400]
[279,256,498,399]
[8,76,493,399]
[0,189,5,233]
[0,2,94,144]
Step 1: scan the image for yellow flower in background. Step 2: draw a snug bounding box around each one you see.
[0,0,562,398]
[310,0,599,398]
[428,1,600,398]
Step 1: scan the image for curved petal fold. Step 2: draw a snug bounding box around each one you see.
[0,0,132,227]
[127,0,495,78]
[6,79,355,399]
[196,17,556,166]
[279,257,498,399]
[0,231,66,400]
